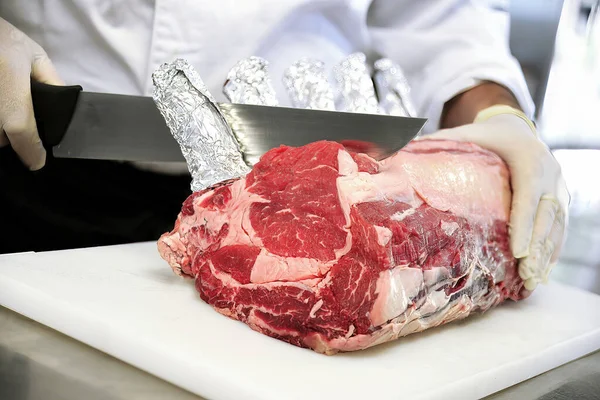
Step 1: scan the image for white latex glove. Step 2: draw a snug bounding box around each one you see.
[0,17,63,170]
[424,105,570,291]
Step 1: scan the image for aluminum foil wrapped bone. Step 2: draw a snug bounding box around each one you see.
[333,53,380,114]
[223,56,279,106]
[152,59,250,192]
[374,58,418,118]
[283,58,335,110]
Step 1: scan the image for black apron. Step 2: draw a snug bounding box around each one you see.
[0,147,191,254]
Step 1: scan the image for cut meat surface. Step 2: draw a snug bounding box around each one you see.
[158,139,527,354]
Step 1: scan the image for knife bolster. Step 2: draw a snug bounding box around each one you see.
[31,81,83,148]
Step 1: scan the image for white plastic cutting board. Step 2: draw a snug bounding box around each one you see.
[1,242,599,400]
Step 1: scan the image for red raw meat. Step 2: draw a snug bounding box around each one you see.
[158,139,526,354]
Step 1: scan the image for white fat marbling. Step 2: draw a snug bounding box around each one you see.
[337,149,359,176]
[441,221,459,236]
[370,267,424,326]
[374,225,393,246]
[391,208,416,221]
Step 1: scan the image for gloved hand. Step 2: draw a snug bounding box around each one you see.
[424,105,570,291]
[0,17,63,170]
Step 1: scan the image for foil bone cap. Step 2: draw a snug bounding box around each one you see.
[283,58,335,110]
[152,59,250,192]
[223,56,279,106]
[333,52,380,114]
[373,58,418,118]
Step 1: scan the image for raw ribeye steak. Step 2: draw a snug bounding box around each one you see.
[158,139,526,354]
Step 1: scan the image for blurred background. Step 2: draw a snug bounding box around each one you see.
[506,0,600,294]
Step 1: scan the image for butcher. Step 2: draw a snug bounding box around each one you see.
[0,1,568,291]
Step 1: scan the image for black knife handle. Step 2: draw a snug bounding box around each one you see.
[30,80,83,148]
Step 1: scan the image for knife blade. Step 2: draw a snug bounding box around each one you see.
[31,81,427,164]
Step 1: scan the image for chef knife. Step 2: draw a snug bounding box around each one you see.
[30,81,427,163]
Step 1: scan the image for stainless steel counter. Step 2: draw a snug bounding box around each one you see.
[2,238,600,400]
[1,300,599,400]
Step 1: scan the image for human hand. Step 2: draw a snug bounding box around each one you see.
[1,17,63,170]
[425,105,570,290]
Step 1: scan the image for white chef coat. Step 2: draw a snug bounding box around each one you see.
[0,0,534,134]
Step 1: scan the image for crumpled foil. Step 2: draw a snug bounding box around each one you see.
[373,58,418,118]
[333,52,380,114]
[283,58,335,110]
[152,59,250,192]
[223,56,279,106]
